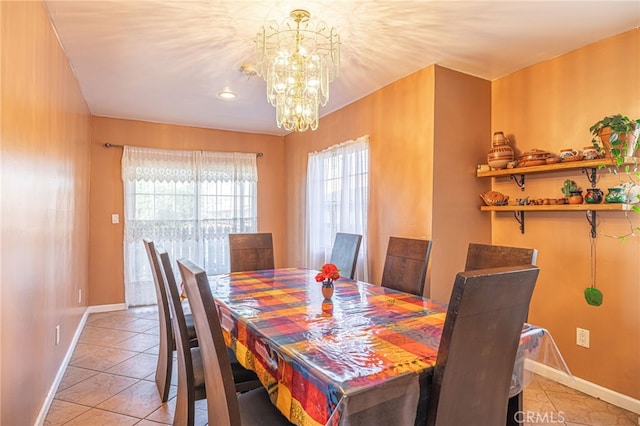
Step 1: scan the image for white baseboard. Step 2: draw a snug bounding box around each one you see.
[526,359,640,415]
[87,303,127,313]
[34,303,128,425]
[34,308,90,426]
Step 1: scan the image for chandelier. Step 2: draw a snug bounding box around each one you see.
[255,9,340,132]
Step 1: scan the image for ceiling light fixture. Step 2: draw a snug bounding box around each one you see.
[255,9,340,132]
[217,90,237,100]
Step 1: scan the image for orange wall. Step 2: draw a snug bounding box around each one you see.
[1,2,91,424]
[284,66,492,301]
[89,117,285,305]
[492,29,640,398]
[431,66,492,301]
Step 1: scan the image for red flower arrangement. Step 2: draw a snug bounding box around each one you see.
[315,263,340,284]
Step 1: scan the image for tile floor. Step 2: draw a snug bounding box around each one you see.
[44,307,639,425]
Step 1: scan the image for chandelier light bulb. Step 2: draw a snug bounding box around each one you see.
[255,9,340,132]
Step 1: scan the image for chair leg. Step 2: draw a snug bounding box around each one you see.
[506,392,523,426]
[173,356,196,426]
[155,335,173,402]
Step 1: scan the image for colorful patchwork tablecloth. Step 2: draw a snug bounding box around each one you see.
[208,268,557,426]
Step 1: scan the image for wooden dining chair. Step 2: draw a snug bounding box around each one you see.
[228,232,275,272]
[177,258,292,426]
[464,243,538,271]
[156,248,261,425]
[425,265,540,426]
[380,237,432,297]
[329,232,362,279]
[143,238,197,402]
[463,242,538,423]
[155,247,206,426]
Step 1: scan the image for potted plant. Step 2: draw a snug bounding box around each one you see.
[590,114,640,166]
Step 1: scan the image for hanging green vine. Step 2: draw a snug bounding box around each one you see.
[584,236,603,306]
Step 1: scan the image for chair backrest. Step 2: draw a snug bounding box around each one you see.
[177,259,241,426]
[464,243,537,271]
[228,233,274,272]
[329,233,362,279]
[142,239,174,400]
[380,237,432,296]
[143,239,173,339]
[426,265,540,426]
[156,247,200,424]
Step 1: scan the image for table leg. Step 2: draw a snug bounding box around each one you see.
[506,392,523,426]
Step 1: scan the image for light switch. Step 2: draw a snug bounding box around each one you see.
[111,214,120,224]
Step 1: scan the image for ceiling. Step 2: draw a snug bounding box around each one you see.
[44,1,639,136]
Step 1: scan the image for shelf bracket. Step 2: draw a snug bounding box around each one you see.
[581,167,597,188]
[510,174,525,191]
[586,210,597,239]
[514,210,525,234]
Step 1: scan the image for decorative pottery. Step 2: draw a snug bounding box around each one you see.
[518,149,552,167]
[568,190,583,204]
[605,187,626,203]
[584,188,603,204]
[582,146,599,160]
[487,131,514,170]
[559,148,579,160]
[321,281,334,299]
[480,190,509,206]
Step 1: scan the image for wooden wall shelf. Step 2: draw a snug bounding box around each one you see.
[480,204,633,212]
[477,157,639,236]
[477,157,639,178]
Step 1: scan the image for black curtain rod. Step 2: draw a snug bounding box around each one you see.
[103,143,263,158]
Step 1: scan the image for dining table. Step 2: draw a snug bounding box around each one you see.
[207,267,571,426]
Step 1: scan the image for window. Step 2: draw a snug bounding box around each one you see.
[305,135,369,281]
[122,147,257,306]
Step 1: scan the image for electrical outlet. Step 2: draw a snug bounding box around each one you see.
[55,325,60,346]
[111,213,119,224]
[576,327,590,348]
[78,289,82,304]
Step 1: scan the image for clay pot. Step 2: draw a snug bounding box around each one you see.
[582,146,599,160]
[568,190,583,204]
[559,148,579,160]
[599,127,640,158]
[487,131,514,170]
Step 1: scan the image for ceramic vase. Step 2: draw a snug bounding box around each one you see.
[584,188,603,204]
[322,281,334,300]
[605,187,626,203]
[487,131,514,170]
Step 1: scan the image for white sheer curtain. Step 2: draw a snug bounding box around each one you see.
[122,146,257,306]
[305,135,369,281]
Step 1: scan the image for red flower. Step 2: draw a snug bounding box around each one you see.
[315,263,341,283]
